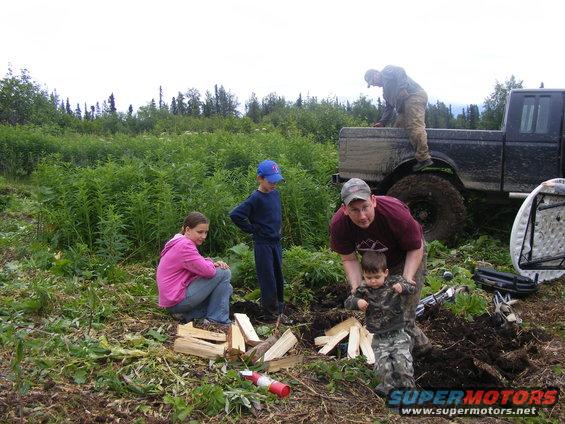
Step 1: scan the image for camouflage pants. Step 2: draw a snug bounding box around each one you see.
[389,245,430,353]
[372,328,415,395]
[394,89,431,162]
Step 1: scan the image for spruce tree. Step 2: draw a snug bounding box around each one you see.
[245,92,261,123]
[176,92,186,115]
[65,98,72,115]
[108,93,117,114]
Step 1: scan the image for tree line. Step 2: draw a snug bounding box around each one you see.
[0,67,524,137]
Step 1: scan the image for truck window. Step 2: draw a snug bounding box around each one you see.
[520,95,550,134]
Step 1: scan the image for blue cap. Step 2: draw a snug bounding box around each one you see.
[257,160,284,183]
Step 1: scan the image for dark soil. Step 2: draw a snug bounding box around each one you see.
[414,305,554,387]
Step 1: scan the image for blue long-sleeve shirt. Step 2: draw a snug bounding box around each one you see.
[229,190,282,243]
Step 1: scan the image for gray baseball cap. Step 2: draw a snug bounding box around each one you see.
[341,178,372,205]
[364,69,380,87]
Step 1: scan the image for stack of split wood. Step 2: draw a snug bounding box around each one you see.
[173,313,303,372]
[314,317,375,365]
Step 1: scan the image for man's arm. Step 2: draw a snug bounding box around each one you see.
[402,244,424,283]
[341,253,362,293]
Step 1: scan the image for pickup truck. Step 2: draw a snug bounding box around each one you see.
[334,89,565,243]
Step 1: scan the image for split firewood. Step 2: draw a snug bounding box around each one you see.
[359,326,375,365]
[347,325,360,358]
[228,323,246,353]
[174,336,226,359]
[325,317,361,337]
[318,329,349,355]
[314,335,330,346]
[234,313,261,346]
[177,323,227,342]
[244,335,278,362]
[263,355,303,373]
[263,329,298,362]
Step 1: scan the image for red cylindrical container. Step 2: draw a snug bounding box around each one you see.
[240,370,291,398]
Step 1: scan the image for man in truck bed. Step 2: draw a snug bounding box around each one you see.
[364,66,432,171]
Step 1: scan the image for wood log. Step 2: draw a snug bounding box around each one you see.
[177,323,227,342]
[314,336,330,346]
[244,335,278,362]
[263,329,298,362]
[318,329,349,355]
[263,355,303,372]
[173,336,225,359]
[359,326,375,365]
[347,325,360,358]
[228,323,246,353]
[325,317,361,337]
[234,313,261,346]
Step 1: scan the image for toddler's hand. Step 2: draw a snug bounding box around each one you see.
[392,283,403,293]
[357,299,368,311]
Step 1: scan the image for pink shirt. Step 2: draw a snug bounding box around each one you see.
[156,234,216,307]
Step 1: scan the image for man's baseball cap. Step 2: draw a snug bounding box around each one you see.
[257,160,284,183]
[341,178,372,205]
[364,69,379,88]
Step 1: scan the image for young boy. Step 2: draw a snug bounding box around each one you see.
[344,250,416,396]
[230,160,289,323]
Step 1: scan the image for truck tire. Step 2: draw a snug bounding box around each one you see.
[386,174,466,244]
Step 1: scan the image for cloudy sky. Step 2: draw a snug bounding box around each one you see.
[2,0,564,113]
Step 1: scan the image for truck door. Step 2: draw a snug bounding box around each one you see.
[503,91,563,193]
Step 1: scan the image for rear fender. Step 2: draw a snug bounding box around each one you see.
[378,154,464,194]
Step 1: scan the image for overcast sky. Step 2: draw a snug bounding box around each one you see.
[2,0,564,113]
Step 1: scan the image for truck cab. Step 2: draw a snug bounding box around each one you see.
[502,89,565,193]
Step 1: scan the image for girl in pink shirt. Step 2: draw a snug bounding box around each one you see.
[156,212,232,324]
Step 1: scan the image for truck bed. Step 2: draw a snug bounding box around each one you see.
[338,127,505,192]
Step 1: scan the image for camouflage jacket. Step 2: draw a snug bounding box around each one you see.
[344,275,415,335]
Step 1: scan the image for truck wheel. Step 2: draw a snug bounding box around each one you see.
[386,174,466,244]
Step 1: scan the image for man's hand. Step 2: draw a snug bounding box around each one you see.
[392,282,403,293]
[373,122,384,128]
[357,299,369,311]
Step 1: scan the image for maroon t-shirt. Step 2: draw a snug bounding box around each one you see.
[329,196,423,267]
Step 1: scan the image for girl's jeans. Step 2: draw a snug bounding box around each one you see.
[167,268,232,324]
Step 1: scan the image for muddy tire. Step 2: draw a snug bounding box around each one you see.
[386,174,466,244]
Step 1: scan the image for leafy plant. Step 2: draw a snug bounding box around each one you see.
[163,395,194,423]
[445,292,488,321]
[307,357,379,393]
[191,383,226,416]
[95,204,130,268]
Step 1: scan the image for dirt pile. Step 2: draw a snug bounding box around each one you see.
[415,305,553,387]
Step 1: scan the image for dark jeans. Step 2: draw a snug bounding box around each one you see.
[254,242,284,316]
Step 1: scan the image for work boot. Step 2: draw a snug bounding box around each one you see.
[170,313,187,323]
[258,312,294,325]
[412,158,433,172]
